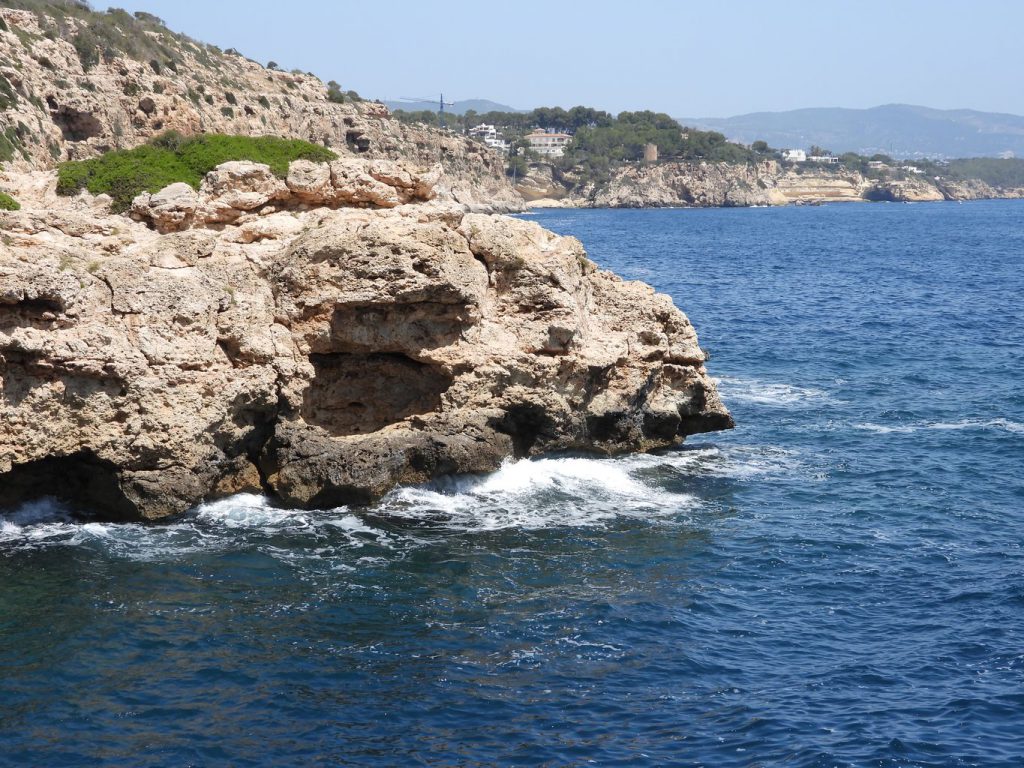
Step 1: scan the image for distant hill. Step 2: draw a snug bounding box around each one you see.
[678,104,1024,159]
[383,98,525,116]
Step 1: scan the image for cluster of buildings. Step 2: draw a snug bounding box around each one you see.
[782,150,925,175]
[467,124,573,158]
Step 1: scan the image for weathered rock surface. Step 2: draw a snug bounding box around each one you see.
[864,177,945,202]
[516,162,573,203]
[0,164,732,520]
[129,158,442,233]
[934,177,1024,201]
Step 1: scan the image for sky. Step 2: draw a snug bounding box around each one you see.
[103,0,1024,118]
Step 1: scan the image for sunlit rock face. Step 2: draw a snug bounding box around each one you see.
[0,160,731,520]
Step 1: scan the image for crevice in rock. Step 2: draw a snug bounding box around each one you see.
[345,130,370,153]
[216,338,242,368]
[240,407,279,497]
[864,186,897,202]
[0,296,65,318]
[301,352,452,436]
[490,402,555,457]
[586,411,631,443]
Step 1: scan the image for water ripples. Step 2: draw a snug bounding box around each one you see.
[4,203,1024,766]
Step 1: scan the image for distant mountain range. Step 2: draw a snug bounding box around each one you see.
[382,98,525,116]
[678,104,1024,159]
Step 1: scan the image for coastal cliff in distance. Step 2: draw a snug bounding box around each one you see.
[0,3,732,520]
[518,160,1024,208]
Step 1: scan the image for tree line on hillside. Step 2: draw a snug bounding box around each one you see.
[394,106,776,184]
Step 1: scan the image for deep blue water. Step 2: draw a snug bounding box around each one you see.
[2,201,1024,766]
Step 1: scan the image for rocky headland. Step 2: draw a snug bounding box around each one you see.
[0,5,731,520]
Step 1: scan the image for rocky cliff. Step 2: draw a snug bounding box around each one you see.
[0,5,521,211]
[0,162,731,519]
[518,160,1024,208]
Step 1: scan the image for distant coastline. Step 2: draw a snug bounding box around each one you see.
[514,159,1024,210]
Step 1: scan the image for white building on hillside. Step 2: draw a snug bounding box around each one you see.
[782,148,806,162]
[484,136,510,153]
[808,154,840,164]
[526,129,572,158]
[469,123,499,140]
[468,123,510,153]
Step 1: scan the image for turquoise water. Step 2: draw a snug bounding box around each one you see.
[2,201,1023,766]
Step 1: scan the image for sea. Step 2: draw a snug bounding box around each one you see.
[2,201,1023,766]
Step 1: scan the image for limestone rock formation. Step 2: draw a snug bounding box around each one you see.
[129,158,443,233]
[865,177,945,203]
[0,163,732,520]
[516,162,574,203]
[935,177,1024,201]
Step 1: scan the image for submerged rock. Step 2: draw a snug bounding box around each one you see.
[0,161,731,521]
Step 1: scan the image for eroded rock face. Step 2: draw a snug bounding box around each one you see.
[0,164,732,520]
[129,159,443,233]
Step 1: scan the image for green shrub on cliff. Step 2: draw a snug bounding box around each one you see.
[0,191,20,210]
[56,132,336,212]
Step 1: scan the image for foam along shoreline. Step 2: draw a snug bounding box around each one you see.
[0,441,799,553]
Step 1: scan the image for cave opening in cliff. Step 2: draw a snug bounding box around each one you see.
[492,402,556,457]
[47,97,104,142]
[0,451,138,522]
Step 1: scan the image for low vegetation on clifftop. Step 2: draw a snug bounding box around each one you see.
[56,132,336,210]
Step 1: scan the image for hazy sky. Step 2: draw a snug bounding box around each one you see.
[104,0,1024,117]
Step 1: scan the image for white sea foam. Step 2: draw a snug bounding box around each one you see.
[378,455,693,531]
[0,491,394,560]
[0,498,78,545]
[714,376,830,407]
[193,493,315,530]
[854,418,1024,435]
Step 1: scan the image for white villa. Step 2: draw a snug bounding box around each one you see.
[782,149,806,162]
[469,123,510,154]
[469,123,499,140]
[526,130,572,158]
[484,137,510,153]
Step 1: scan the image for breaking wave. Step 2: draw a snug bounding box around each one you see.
[0,443,795,553]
